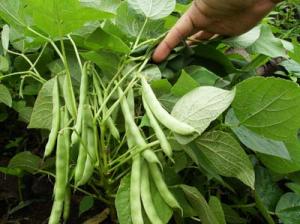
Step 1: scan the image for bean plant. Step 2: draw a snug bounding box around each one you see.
[1,0,300,224]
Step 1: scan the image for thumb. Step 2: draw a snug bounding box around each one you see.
[152,2,208,63]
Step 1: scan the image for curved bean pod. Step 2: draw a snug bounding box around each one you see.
[141,163,164,224]
[148,163,181,211]
[141,76,197,135]
[44,76,60,158]
[142,96,173,159]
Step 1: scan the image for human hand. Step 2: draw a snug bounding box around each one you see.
[152,0,279,63]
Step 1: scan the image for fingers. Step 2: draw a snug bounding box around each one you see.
[152,2,209,63]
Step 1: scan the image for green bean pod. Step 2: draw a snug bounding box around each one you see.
[63,72,77,119]
[148,163,181,211]
[44,76,60,158]
[142,96,173,159]
[118,87,160,165]
[120,88,143,224]
[141,76,197,135]
[74,120,87,186]
[76,105,97,186]
[71,62,89,146]
[93,73,120,141]
[63,186,71,221]
[141,163,164,224]
[49,107,70,224]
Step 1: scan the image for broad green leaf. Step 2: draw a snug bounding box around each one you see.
[209,196,226,224]
[281,60,300,78]
[185,144,234,191]
[128,0,176,20]
[225,109,290,159]
[276,193,300,224]
[180,185,220,224]
[28,78,55,130]
[0,0,29,27]
[115,175,132,224]
[171,187,197,217]
[171,86,235,135]
[0,56,10,73]
[193,44,236,75]
[254,192,276,224]
[185,66,219,86]
[171,70,199,96]
[8,151,41,173]
[224,26,261,48]
[116,2,164,40]
[232,77,300,141]
[81,51,120,78]
[0,167,23,177]
[257,141,300,174]
[1,24,10,55]
[0,84,12,107]
[286,183,300,196]
[9,27,43,53]
[85,27,130,53]
[79,196,94,216]
[247,25,287,57]
[194,131,255,188]
[80,0,121,13]
[26,0,114,38]
[12,101,33,123]
[222,204,248,224]
[255,166,283,211]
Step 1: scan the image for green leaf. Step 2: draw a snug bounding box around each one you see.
[115,175,132,224]
[1,24,10,55]
[85,27,130,53]
[224,26,261,48]
[0,84,12,107]
[180,185,220,224]
[79,196,94,216]
[209,196,226,224]
[171,70,199,96]
[28,78,55,130]
[255,166,283,211]
[26,0,114,38]
[222,204,247,224]
[80,0,121,13]
[8,151,41,173]
[247,25,287,57]
[81,51,120,77]
[276,193,300,224]
[116,2,164,40]
[0,167,23,177]
[257,141,300,174]
[171,86,235,135]
[0,56,10,73]
[12,101,33,123]
[0,0,29,27]
[128,0,176,20]
[225,109,290,159]
[232,77,300,141]
[193,44,236,75]
[186,66,219,86]
[194,131,255,189]
[286,183,300,196]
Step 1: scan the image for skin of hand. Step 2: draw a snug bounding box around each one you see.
[152,0,280,63]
